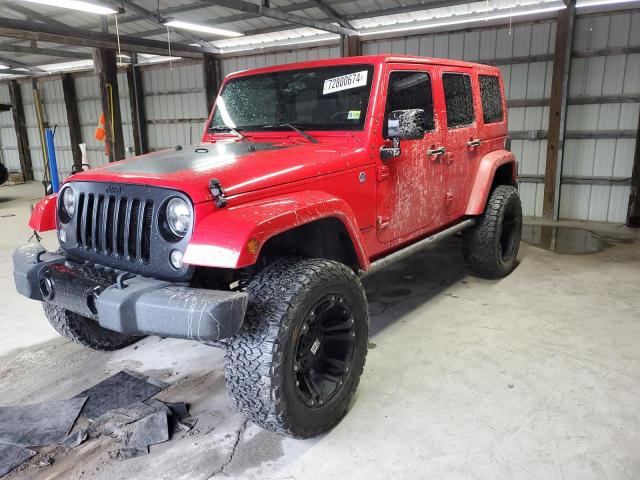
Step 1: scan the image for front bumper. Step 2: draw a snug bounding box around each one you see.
[13,244,248,342]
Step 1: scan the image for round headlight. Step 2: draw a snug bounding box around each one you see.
[62,187,76,217]
[166,197,191,237]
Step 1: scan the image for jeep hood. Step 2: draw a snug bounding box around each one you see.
[68,141,350,203]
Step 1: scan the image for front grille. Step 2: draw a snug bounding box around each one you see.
[76,192,153,263]
[59,182,193,281]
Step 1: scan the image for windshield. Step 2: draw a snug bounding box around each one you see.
[210,65,375,132]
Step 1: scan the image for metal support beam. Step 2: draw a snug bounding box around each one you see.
[94,48,125,162]
[309,1,355,30]
[119,1,214,50]
[203,53,221,118]
[0,44,91,60]
[201,0,358,36]
[126,56,148,156]
[8,80,33,181]
[0,17,214,59]
[627,104,640,228]
[61,73,83,172]
[542,0,575,220]
[342,35,361,57]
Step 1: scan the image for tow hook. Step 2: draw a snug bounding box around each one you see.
[209,178,227,208]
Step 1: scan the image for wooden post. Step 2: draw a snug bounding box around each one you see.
[626,107,640,228]
[8,80,34,181]
[93,47,125,162]
[126,56,148,156]
[61,73,83,172]
[203,53,221,117]
[342,35,362,57]
[542,1,575,219]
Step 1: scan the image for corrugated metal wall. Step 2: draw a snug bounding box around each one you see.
[21,82,47,181]
[560,12,640,222]
[220,44,342,76]
[142,62,208,151]
[362,21,556,218]
[74,74,106,170]
[37,78,74,179]
[0,84,20,173]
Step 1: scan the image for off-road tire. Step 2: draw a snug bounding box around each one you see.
[43,302,139,351]
[224,258,369,438]
[463,185,522,278]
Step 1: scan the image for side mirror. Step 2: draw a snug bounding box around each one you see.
[381,109,426,160]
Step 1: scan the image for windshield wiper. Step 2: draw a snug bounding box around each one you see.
[261,123,319,144]
[209,125,249,142]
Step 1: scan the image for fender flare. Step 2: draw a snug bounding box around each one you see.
[29,194,57,232]
[466,150,517,215]
[184,190,370,270]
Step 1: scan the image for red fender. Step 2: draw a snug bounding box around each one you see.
[466,150,517,215]
[184,190,369,270]
[29,194,57,232]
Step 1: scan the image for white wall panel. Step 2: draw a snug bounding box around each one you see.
[561,11,640,223]
[39,78,74,179]
[0,84,20,173]
[74,75,108,170]
[142,63,207,151]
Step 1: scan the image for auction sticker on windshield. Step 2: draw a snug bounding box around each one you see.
[323,70,368,95]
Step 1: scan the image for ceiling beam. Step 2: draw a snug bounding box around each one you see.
[118,0,215,50]
[341,0,482,21]
[307,1,355,30]
[0,17,216,58]
[201,0,359,36]
[4,2,72,30]
[0,68,33,76]
[0,44,92,60]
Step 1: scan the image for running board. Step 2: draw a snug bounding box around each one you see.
[360,219,476,278]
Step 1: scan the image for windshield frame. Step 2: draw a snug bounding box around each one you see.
[207,63,377,134]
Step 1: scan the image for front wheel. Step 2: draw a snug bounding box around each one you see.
[463,185,522,278]
[224,258,369,438]
[43,302,139,351]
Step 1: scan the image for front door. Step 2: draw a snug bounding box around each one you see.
[439,67,479,217]
[376,65,446,243]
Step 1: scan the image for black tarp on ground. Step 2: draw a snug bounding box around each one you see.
[0,397,87,447]
[0,444,36,477]
[75,371,167,419]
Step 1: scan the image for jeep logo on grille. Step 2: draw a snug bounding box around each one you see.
[105,185,122,195]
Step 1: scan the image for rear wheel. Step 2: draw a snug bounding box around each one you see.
[224,258,368,438]
[43,302,139,351]
[463,185,522,278]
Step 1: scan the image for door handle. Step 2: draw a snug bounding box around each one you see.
[427,146,446,156]
[467,139,481,148]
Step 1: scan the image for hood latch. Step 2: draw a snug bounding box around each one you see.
[209,178,227,208]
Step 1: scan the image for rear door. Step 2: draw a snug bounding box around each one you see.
[376,64,446,243]
[439,67,480,217]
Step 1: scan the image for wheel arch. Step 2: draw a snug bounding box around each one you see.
[184,190,370,271]
[466,150,517,216]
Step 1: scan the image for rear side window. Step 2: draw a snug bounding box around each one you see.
[384,71,435,137]
[479,75,504,124]
[442,73,474,128]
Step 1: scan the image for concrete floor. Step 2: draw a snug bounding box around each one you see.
[1,182,639,480]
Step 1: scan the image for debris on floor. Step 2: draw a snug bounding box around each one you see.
[0,370,194,477]
[0,444,36,477]
[0,397,87,447]
[75,370,167,419]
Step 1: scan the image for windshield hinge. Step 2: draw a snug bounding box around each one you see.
[209,178,227,208]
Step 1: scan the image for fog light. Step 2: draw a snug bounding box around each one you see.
[170,249,184,269]
[59,229,66,243]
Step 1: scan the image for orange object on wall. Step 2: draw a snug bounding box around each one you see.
[94,112,106,141]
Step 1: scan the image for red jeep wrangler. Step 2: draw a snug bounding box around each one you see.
[14,55,521,438]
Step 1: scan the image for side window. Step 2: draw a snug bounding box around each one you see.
[442,73,474,128]
[384,71,435,138]
[479,75,504,124]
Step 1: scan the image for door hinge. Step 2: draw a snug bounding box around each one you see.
[376,216,390,230]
